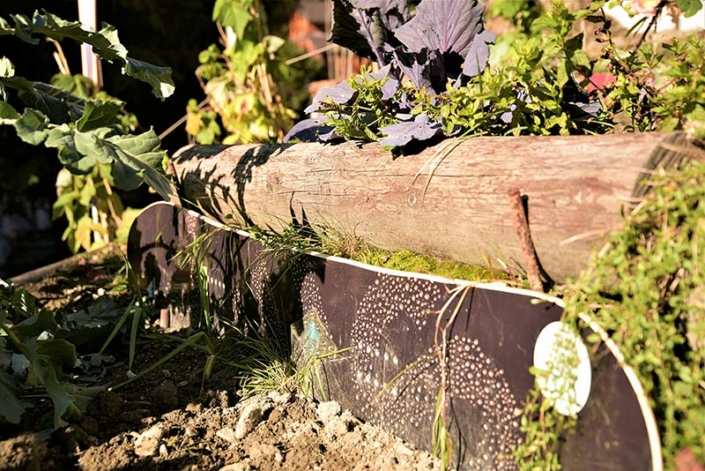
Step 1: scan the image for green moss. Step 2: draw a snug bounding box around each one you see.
[352,249,508,282]
[252,223,510,282]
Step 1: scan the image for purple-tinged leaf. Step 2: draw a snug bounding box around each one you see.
[461,29,496,78]
[392,48,445,93]
[394,0,486,56]
[318,128,339,142]
[368,64,392,81]
[393,0,494,81]
[305,81,357,114]
[283,118,334,143]
[380,114,443,147]
[329,0,389,65]
[350,0,410,32]
[329,0,377,61]
[381,77,399,100]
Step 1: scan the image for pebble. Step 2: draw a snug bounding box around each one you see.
[393,441,414,456]
[316,401,341,421]
[267,391,292,404]
[133,424,166,457]
[220,463,251,471]
[235,397,272,439]
[216,428,238,443]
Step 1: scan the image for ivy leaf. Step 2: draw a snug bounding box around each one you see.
[676,0,703,17]
[213,0,253,40]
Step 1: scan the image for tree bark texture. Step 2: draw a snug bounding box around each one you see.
[170,132,704,282]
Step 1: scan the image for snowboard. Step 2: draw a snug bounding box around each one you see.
[127,201,662,471]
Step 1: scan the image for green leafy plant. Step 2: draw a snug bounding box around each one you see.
[0,275,128,428]
[287,0,705,149]
[560,159,705,468]
[186,0,322,145]
[286,0,603,148]
[0,10,177,207]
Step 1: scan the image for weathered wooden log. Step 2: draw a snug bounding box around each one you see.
[170,132,704,282]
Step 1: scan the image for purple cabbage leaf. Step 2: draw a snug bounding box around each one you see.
[379,114,443,147]
[304,81,357,114]
[283,118,336,143]
[394,0,495,90]
[329,0,410,65]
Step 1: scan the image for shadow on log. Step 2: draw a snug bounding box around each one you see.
[170,133,704,282]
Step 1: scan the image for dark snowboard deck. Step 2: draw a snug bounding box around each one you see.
[128,202,661,470]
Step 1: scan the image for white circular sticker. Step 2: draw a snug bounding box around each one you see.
[533,321,592,416]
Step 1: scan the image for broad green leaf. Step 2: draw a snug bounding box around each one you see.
[11,310,58,338]
[36,339,77,372]
[58,145,98,175]
[14,109,49,145]
[107,128,161,154]
[7,10,174,100]
[213,0,254,40]
[0,370,30,424]
[10,14,37,45]
[110,158,145,191]
[123,58,175,100]
[0,56,14,77]
[0,101,19,124]
[76,101,122,132]
[50,73,95,100]
[31,355,80,428]
[44,124,74,148]
[18,82,85,123]
[0,16,11,35]
[677,0,703,17]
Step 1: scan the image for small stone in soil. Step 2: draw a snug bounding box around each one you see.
[235,397,273,439]
[316,401,342,421]
[133,424,166,457]
[216,428,238,444]
[220,463,252,471]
